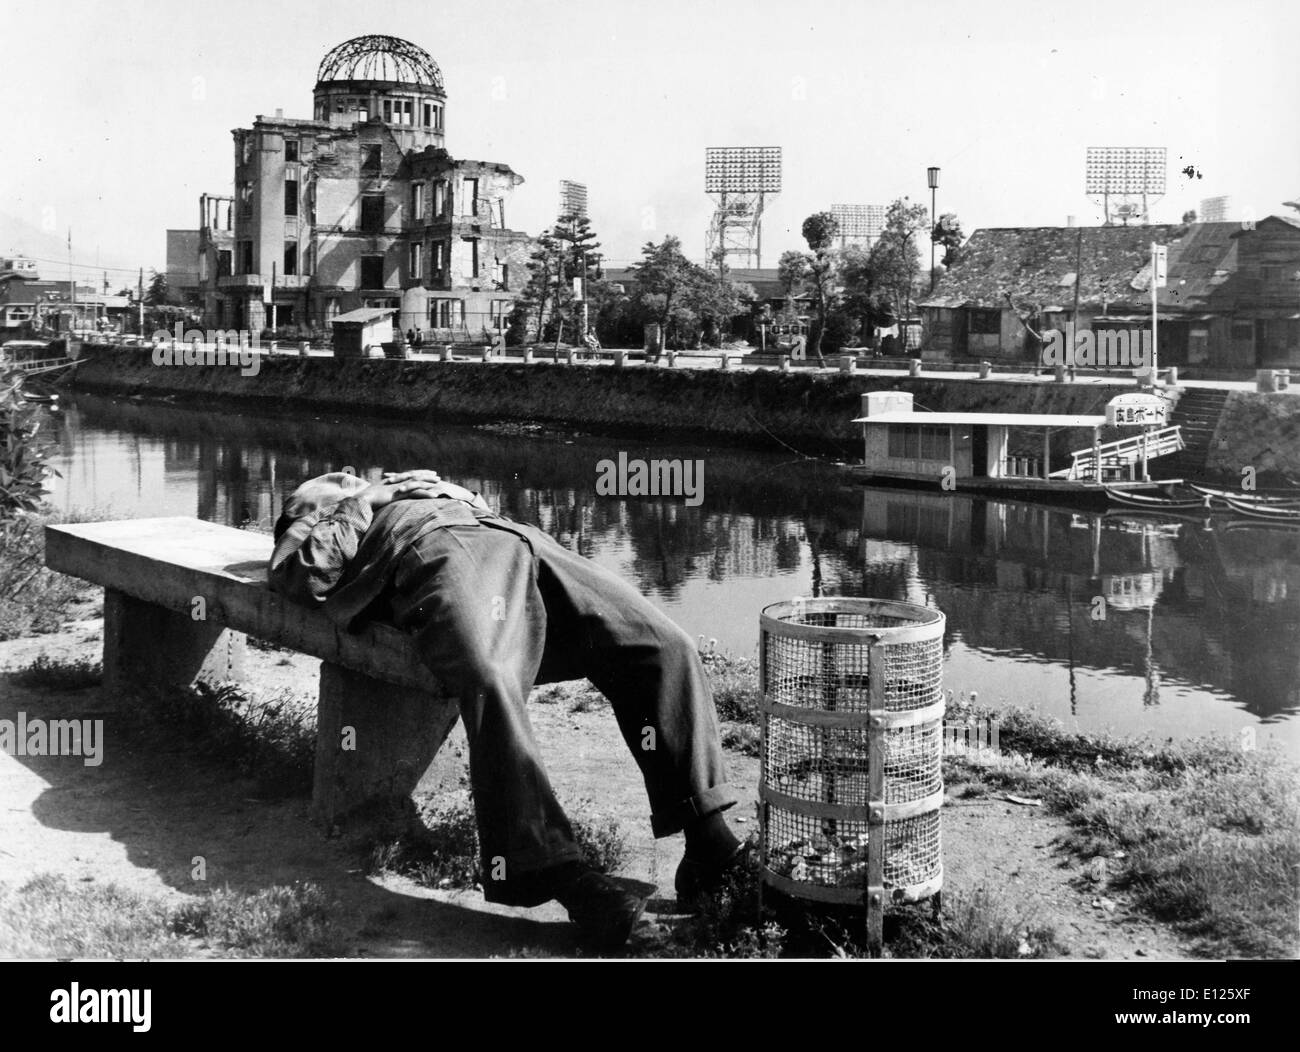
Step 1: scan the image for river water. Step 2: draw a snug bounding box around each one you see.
[37,393,1300,751]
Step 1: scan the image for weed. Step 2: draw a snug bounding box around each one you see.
[367,797,629,889]
[8,654,102,690]
[122,681,316,798]
[0,510,101,641]
[701,652,761,725]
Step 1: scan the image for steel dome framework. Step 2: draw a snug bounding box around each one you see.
[316,35,444,91]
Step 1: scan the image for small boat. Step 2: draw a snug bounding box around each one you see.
[1222,516,1300,533]
[1189,483,1300,508]
[1104,485,1214,511]
[1221,495,1300,522]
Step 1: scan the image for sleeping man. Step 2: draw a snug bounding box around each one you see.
[268,468,745,954]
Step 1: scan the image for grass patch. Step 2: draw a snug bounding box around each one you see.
[366,796,630,890]
[1,873,346,959]
[122,681,316,798]
[169,882,346,957]
[0,510,99,641]
[8,654,102,691]
[646,837,1056,959]
[946,705,1300,959]
[0,874,189,958]
[887,887,1060,959]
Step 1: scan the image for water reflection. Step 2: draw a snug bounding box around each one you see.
[41,395,1300,744]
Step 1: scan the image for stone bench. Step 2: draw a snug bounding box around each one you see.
[44,517,462,830]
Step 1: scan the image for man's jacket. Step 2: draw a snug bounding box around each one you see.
[268,471,490,631]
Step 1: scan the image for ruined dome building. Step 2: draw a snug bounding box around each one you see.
[195,34,531,340]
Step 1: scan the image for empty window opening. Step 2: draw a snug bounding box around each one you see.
[360,256,385,290]
[361,195,385,233]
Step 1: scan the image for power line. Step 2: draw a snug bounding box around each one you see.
[4,254,155,276]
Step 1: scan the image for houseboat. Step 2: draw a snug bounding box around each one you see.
[850,391,1184,506]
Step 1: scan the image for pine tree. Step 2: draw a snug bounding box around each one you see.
[144,270,169,307]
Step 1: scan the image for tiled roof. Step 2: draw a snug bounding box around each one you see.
[920,222,1241,313]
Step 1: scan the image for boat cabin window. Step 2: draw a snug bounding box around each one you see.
[888,424,950,461]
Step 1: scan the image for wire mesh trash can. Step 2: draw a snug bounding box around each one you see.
[758,597,946,955]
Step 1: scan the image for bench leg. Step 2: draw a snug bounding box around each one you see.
[102,588,246,698]
[311,662,462,829]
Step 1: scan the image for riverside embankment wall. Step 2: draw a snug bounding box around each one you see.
[67,348,1300,473]
[1208,392,1300,478]
[68,349,1119,458]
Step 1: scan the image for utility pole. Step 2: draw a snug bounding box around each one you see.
[580,246,588,340]
[927,167,941,291]
[1071,227,1083,329]
[1150,242,1166,383]
[68,228,75,334]
[138,268,144,335]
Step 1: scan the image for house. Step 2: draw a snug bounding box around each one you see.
[0,260,120,334]
[919,218,1300,373]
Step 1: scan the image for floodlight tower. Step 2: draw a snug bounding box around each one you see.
[559,180,589,222]
[558,180,591,337]
[1086,147,1167,225]
[1199,195,1229,222]
[705,147,782,273]
[830,204,885,250]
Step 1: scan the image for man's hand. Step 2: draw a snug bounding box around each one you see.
[363,480,443,509]
[382,469,441,486]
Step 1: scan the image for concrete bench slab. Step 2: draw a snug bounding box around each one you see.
[44,517,462,829]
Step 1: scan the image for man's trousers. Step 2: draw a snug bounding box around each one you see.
[386,513,738,906]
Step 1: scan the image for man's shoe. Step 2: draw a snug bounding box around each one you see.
[675,842,751,913]
[554,869,654,956]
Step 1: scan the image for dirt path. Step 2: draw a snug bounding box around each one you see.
[0,616,1193,959]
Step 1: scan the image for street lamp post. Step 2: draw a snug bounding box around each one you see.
[927,166,941,290]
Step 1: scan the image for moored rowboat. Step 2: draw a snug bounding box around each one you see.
[1104,485,1214,511]
[1189,483,1300,509]
[1221,495,1300,521]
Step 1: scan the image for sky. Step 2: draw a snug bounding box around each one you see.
[2,0,1297,283]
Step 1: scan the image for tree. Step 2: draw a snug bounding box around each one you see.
[144,270,169,307]
[629,236,708,354]
[693,274,756,346]
[839,245,886,348]
[932,213,966,271]
[870,198,930,345]
[509,230,571,344]
[552,212,612,341]
[801,212,841,365]
[1181,209,1198,224]
[776,249,810,309]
